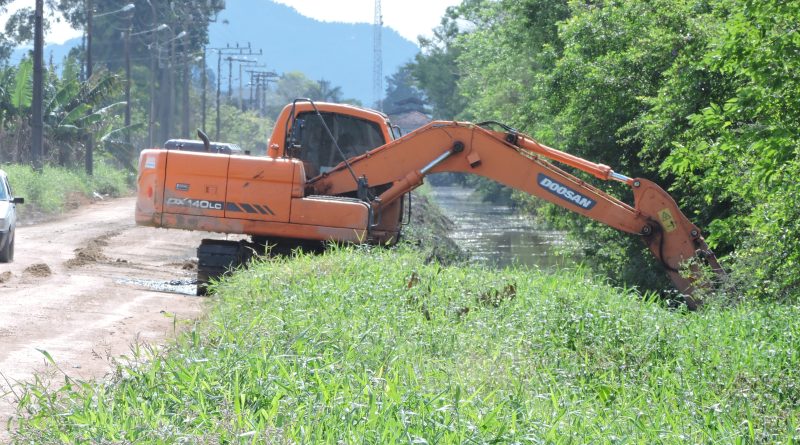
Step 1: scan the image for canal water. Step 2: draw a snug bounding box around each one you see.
[428,185,576,270]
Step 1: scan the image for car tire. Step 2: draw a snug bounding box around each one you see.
[0,228,13,263]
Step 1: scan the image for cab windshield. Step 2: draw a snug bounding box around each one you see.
[290,111,386,177]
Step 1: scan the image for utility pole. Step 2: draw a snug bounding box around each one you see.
[155,30,186,144]
[227,55,233,100]
[148,41,157,147]
[227,58,260,111]
[85,0,94,175]
[247,70,278,116]
[123,15,132,144]
[207,43,261,140]
[201,46,207,132]
[31,0,44,169]
[130,23,168,147]
[84,2,134,173]
[148,1,158,148]
[115,5,136,142]
[372,0,383,111]
[166,34,176,142]
[181,40,191,138]
[200,14,219,134]
[216,50,222,139]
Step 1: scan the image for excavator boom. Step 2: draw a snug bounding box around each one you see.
[309,121,725,308]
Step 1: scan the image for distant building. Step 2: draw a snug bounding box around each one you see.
[389,110,432,136]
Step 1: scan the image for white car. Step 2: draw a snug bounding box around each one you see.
[0,169,24,262]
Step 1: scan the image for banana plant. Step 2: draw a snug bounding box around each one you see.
[0,60,35,162]
[45,60,121,135]
[42,59,125,165]
[0,66,15,131]
[11,58,33,111]
[1,57,126,165]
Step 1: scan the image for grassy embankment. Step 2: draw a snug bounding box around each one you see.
[1,163,130,221]
[10,244,800,443]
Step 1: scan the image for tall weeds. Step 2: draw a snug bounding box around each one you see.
[10,247,800,443]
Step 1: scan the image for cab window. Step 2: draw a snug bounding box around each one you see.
[289,112,386,177]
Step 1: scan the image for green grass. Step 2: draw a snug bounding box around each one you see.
[10,247,800,443]
[1,163,131,218]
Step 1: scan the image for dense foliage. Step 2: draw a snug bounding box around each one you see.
[410,0,800,300]
[13,248,800,442]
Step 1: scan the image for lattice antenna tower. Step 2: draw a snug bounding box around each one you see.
[372,0,383,111]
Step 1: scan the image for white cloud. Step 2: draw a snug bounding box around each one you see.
[0,0,82,46]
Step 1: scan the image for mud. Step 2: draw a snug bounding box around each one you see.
[165,258,198,271]
[22,263,52,278]
[65,232,118,268]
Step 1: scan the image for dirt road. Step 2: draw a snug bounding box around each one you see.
[0,197,222,439]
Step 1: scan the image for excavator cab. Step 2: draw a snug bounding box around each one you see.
[268,101,394,180]
[287,110,389,178]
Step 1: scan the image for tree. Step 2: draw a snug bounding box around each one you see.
[411,0,800,299]
[49,0,224,146]
[262,72,353,117]
[457,0,568,134]
[217,103,273,155]
[408,5,468,120]
[3,7,39,45]
[0,60,34,163]
[652,0,800,299]
[383,64,427,115]
[307,79,343,103]
[0,0,16,60]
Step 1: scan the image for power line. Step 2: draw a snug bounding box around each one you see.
[247,70,278,116]
[206,43,262,140]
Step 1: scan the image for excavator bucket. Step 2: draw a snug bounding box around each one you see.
[632,178,727,309]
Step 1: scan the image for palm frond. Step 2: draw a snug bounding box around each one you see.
[99,122,146,142]
[46,77,80,117]
[83,73,122,108]
[58,103,92,127]
[11,59,33,110]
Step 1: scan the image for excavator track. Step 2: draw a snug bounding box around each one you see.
[196,239,253,295]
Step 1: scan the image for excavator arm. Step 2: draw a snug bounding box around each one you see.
[309,121,725,308]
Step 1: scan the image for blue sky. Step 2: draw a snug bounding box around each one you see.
[1,0,461,46]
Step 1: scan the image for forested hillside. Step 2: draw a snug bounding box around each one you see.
[409,0,799,300]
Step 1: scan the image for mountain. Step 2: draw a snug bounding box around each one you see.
[10,1,420,106]
[209,1,420,105]
[10,40,79,68]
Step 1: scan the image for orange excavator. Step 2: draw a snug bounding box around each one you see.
[136,100,725,306]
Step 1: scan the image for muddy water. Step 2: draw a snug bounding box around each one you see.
[428,185,576,270]
[115,277,199,296]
